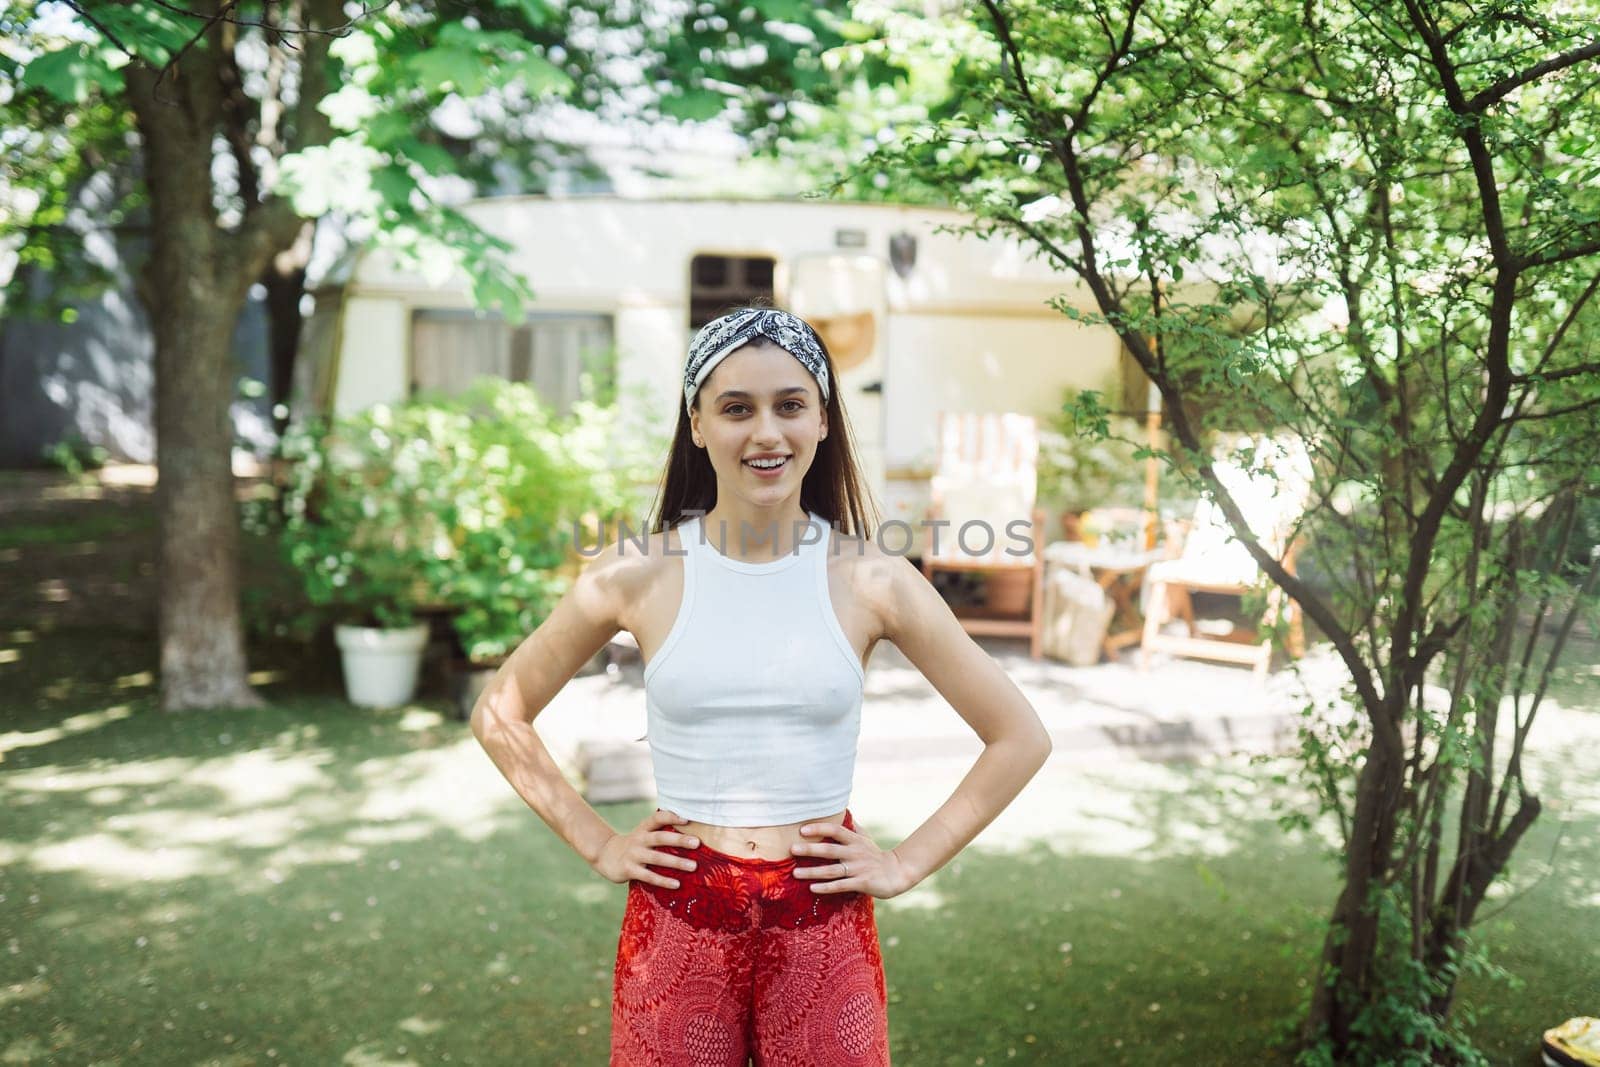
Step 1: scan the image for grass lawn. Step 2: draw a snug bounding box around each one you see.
[3,474,1598,1065]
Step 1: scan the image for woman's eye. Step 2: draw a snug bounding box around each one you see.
[723,401,803,415]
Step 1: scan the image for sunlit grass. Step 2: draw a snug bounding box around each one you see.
[4,653,1595,1065]
[0,704,136,755]
[2,480,1597,1065]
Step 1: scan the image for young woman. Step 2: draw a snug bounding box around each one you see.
[471,307,1052,1066]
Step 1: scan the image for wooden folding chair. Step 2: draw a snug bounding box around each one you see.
[1139,432,1313,677]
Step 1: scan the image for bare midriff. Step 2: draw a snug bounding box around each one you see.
[675,808,849,861]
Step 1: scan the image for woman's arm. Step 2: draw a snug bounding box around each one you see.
[469,544,629,867]
[869,553,1054,893]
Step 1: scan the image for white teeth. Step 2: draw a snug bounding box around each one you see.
[746,457,786,469]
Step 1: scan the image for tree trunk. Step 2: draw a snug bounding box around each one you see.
[1304,734,1405,1051]
[151,297,262,710]
[129,50,263,711]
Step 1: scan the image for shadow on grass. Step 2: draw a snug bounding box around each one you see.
[7,654,1593,1066]
[3,476,1596,1065]
[2,736,1328,1065]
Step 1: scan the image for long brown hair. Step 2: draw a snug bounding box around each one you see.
[648,308,882,539]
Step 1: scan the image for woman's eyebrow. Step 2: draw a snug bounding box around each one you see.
[714,386,810,401]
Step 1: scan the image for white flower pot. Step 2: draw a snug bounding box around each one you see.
[334,623,430,708]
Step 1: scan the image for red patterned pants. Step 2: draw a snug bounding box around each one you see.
[610,808,891,1066]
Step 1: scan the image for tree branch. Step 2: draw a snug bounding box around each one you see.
[1521,232,1600,271]
[1512,358,1600,386]
[1529,271,1600,374]
[142,0,393,38]
[1504,394,1600,423]
[1465,37,1600,113]
[1398,0,1517,268]
[979,0,1395,758]
[59,0,132,56]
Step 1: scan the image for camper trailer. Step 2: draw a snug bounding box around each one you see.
[298,196,1136,534]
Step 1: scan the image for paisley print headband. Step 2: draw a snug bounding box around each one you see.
[683,309,830,412]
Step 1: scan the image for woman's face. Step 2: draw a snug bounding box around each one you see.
[689,340,828,507]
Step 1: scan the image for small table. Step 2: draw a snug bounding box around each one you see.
[1044,542,1164,660]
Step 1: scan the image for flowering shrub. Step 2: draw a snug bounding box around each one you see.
[272,380,661,661]
[276,405,464,630]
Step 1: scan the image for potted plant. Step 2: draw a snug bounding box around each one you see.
[447,566,570,718]
[276,377,668,713]
[431,379,665,718]
[277,405,461,708]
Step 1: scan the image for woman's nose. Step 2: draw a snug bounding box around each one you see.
[751,409,784,441]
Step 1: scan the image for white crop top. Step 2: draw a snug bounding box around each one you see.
[641,510,866,825]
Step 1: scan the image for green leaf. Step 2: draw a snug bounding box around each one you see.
[89,5,192,62]
[508,53,573,96]
[405,46,486,95]
[362,111,413,152]
[20,45,122,104]
[399,140,458,177]
[834,20,879,43]
[372,164,418,209]
[492,0,554,28]
[660,87,728,121]
[753,0,812,22]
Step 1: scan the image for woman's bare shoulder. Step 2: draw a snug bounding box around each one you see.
[829,526,918,619]
[578,524,685,609]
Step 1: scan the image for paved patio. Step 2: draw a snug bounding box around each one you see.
[526,631,1359,847]
[538,634,1344,767]
[527,620,1599,850]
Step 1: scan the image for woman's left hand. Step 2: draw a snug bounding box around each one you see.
[791,821,914,899]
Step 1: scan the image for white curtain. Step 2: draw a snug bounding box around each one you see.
[412,312,508,397]
[411,311,612,414]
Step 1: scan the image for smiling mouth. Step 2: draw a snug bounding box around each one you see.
[744,456,790,472]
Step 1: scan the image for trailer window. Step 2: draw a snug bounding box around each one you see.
[410,309,614,416]
[689,254,776,329]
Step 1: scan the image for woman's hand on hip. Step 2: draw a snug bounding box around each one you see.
[592,809,700,889]
[791,821,914,899]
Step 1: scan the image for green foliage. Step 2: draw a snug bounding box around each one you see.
[431,378,660,664]
[1038,390,1196,514]
[757,3,983,203]
[39,436,109,478]
[836,0,1600,1059]
[1296,891,1523,1067]
[264,381,657,662]
[273,405,479,631]
[4,0,864,325]
[0,4,136,319]
[17,40,124,100]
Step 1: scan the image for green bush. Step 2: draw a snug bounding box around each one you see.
[41,435,109,476]
[269,380,661,662]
